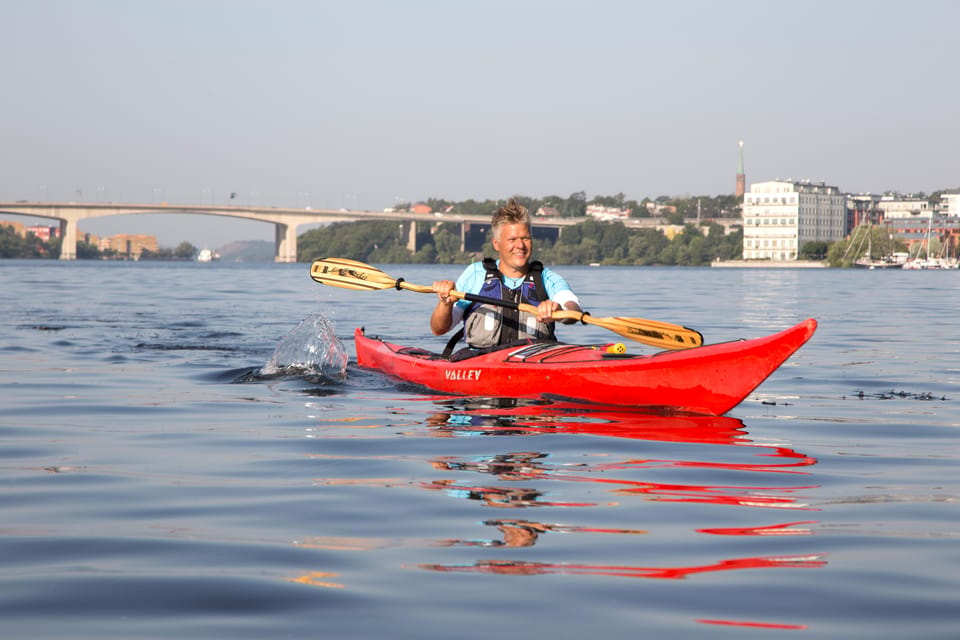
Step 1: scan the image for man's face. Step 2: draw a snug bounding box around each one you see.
[492,223,532,278]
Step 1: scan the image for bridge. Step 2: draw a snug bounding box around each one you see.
[0,202,526,261]
[0,201,741,261]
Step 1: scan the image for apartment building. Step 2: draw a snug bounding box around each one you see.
[98,234,159,259]
[876,196,932,220]
[742,180,846,260]
[938,190,959,217]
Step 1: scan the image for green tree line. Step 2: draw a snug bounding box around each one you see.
[401,191,741,222]
[298,217,744,266]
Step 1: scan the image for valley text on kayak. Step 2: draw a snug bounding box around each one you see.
[444,368,483,381]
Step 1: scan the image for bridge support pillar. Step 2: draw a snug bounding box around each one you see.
[59,215,77,260]
[275,222,298,263]
[405,221,418,252]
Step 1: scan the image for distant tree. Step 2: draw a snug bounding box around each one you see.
[826,241,850,268]
[174,242,197,260]
[298,220,411,262]
[632,198,652,218]
[800,241,829,260]
[46,235,62,259]
[77,240,101,259]
[0,224,30,257]
[432,223,469,263]
[0,226,47,258]
[560,191,587,217]
[590,193,626,207]
[627,228,668,264]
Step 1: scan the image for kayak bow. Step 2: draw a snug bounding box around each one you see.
[354,319,817,415]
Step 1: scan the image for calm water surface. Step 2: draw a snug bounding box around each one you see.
[1,261,957,639]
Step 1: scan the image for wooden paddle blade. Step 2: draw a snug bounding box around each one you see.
[593,316,703,350]
[549,310,703,350]
[310,258,399,290]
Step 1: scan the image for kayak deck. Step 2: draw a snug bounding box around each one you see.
[354,319,817,415]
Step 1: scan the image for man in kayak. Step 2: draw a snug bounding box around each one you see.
[431,198,582,352]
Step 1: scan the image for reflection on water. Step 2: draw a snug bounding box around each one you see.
[420,396,750,443]
[697,618,808,631]
[734,269,804,329]
[418,553,826,579]
[287,571,345,589]
[305,395,828,585]
[418,397,818,510]
[428,450,549,479]
[434,518,647,548]
[698,521,816,536]
[422,477,605,508]
[410,398,827,578]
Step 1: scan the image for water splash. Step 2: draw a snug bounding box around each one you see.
[259,313,348,382]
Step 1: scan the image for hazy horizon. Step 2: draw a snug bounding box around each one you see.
[3,0,957,247]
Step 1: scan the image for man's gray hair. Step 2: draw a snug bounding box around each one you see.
[491,198,529,237]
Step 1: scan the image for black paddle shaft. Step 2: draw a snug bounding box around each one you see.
[462,291,520,310]
[460,291,588,323]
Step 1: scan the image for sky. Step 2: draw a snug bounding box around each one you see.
[2,0,957,248]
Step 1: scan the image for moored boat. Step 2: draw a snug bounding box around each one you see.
[197,248,220,262]
[902,256,958,270]
[854,253,906,269]
[354,319,817,416]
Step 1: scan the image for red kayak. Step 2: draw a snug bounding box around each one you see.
[354,319,817,415]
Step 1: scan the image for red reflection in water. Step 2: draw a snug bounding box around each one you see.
[583,445,815,474]
[698,619,808,630]
[420,397,751,445]
[608,480,816,510]
[420,399,819,511]
[699,521,816,536]
[411,397,826,628]
[419,554,826,578]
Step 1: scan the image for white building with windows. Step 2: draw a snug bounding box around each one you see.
[742,180,846,260]
[937,190,959,217]
[877,196,932,219]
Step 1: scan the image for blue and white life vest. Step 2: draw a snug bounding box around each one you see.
[460,258,556,349]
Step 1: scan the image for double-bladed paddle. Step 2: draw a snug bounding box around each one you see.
[310,257,703,350]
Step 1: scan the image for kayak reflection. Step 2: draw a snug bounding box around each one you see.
[420,396,751,444]
[417,403,826,574]
[419,554,826,579]
[419,398,819,524]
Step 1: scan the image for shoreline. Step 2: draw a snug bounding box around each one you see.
[711,259,827,269]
